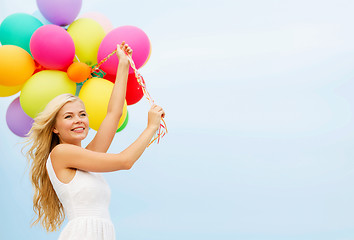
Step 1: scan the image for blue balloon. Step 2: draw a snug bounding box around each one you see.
[0,13,43,55]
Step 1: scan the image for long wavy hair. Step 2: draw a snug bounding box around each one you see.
[23,93,83,232]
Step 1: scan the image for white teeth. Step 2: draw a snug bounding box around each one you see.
[73,127,84,131]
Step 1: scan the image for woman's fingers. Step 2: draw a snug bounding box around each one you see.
[118,42,133,55]
[150,105,165,118]
[117,41,125,50]
[158,107,165,118]
[116,41,133,60]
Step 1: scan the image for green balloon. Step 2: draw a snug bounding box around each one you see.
[0,13,43,55]
[116,111,129,133]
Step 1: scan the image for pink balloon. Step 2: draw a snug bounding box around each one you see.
[97,26,151,75]
[79,12,113,33]
[30,25,75,70]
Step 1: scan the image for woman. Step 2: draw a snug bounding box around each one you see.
[25,42,165,239]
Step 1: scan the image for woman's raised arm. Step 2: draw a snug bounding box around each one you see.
[86,42,132,153]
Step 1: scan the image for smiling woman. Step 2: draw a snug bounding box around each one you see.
[53,100,89,147]
[23,42,165,240]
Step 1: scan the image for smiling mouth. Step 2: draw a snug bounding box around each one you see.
[72,127,85,132]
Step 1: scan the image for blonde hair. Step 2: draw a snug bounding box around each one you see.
[24,93,83,232]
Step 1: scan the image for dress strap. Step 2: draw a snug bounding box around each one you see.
[46,156,63,186]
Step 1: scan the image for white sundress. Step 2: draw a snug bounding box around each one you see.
[46,156,115,240]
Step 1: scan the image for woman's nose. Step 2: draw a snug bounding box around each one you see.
[73,115,82,123]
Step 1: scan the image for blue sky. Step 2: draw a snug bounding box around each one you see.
[1,0,354,239]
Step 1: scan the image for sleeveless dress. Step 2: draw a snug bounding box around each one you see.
[46,156,116,240]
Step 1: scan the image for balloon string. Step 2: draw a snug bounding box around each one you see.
[73,54,81,63]
[92,49,167,146]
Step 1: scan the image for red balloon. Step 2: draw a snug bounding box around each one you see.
[103,73,116,83]
[104,73,143,105]
[126,73,143,105]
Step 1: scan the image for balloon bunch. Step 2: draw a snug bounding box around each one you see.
[0,0,167,145]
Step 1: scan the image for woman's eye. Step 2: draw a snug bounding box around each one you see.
[81,113,87,117]
[65,115,72,119]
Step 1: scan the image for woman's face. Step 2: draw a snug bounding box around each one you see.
[53,100,89,146]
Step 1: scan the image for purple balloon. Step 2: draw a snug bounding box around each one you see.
[6,97,34,137]
[36,0,82,26]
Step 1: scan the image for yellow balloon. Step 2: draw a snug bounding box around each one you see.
[0,45,35,86]
[67,18,105,66]
[0,84,22,97]
[20,70,76,118]
[79,77,127,131]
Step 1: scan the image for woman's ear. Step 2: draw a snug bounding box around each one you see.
[53,127,59,134]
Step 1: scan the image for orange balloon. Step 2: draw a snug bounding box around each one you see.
[67,62,91,83]
[0,45,35,86]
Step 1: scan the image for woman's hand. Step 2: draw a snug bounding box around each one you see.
[116,41,132,62]
[147,104,165,131]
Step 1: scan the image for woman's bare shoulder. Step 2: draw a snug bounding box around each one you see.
[50,144,83,166]
[51,143,80,154]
